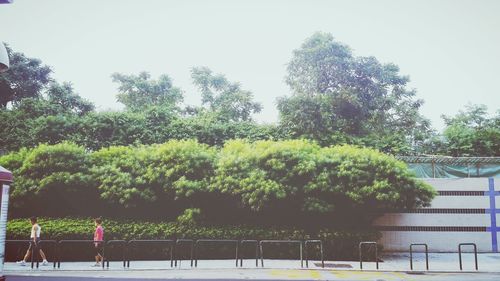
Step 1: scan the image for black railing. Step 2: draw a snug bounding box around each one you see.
[259,240,303,268]
[239,240,259,267]
[175,239,194,267]
[126,239,174,268]
[410,243,429,271]
[36,240,58,269]
[194,239,239,267]
[58,240,105,269]
[359,241,378,270]
[5,238,485,271]
[105,240,127,268]
[5,240,32,268]
[458,243,478,271]
[304,240,324,268]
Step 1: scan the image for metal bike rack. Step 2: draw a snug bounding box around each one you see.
[239,240,259,267]
[175,239,194,267]
[126,239,174,268]
[259,240,303,268]
[194,239,239,267]
[35,240,58,269]
[5,240,38,269]
[359,242,378,270]
[5,240,34,268]
[58,240,105,269]
[458,243,478,270]
[304,240,324,268]
[105,240,127,268]
[410,243,429,271]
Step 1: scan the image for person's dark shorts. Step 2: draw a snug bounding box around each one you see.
[27,238,41,251]
[94,242,103,256]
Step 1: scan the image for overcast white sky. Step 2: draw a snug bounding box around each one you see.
[1,0,499,129]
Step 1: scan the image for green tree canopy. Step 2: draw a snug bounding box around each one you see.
[191,66,262,122]
[427,104,500,156]
[46,82,94,116]
[112,71,183,112]
[0,44,52,107]
[278,32,432,153]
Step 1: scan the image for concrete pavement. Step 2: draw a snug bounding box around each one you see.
[3,253,500,280]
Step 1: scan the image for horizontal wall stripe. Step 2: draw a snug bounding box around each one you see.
[382,208,487,214]
[375,226,487,232]
[434,191,500,196]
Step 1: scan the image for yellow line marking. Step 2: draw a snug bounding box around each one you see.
[270,269,323,279]
[331,270,414,280]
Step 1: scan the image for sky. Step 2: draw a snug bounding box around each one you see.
[1,0,499,130]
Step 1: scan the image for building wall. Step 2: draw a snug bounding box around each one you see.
[374,178,498,252]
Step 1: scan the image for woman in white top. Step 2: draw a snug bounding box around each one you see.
[17,216,49,266]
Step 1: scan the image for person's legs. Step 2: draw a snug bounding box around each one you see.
[94,243,103,265]
[39,249,47,261]
[18,243,33,264]
[22,248,31,262]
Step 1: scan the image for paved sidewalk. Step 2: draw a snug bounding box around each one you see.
[3,253,500,280]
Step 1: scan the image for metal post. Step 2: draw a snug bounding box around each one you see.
[170,243,174,268]
[30,241,35,269]
[239,240,258,267]
[359,242,378,270]
[410,244,429,271]
[235,243,239,267]
[305,240,324,268]
[259,241,264,267]
[126,240,173,268]
[304,242,308,268]
[57,241,61,269]
[194,240,239,267]
[458,243,478,270]
[459,244,462,270]
[300,242,303,268]
[190,241,194,267]
[255,241,259,267]
[175,239,194,268]
[259,240,303,268]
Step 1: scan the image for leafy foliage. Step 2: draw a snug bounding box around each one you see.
[1,140,435,226]
[279,32,432,154]
[112,72,183,112]
[214,140,435,226]
[441,104,499,156]
[191,67,262,122]
[0,143,97,217]
[0,44,52,107]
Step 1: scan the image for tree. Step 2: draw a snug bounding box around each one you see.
[111,72,183,112]
[278,32,432,153]
[436,104,500,156]
[0,44,52,107]
[46,82,94,115]
[191,67,262,122]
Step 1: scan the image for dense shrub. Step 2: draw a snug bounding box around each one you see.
[0,143,98,217]
[90,140,215,218]
[214,140,435,226]
[0,140,435,226]
[6,217,379,261]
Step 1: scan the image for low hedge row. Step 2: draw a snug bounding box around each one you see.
[6,218,380,261]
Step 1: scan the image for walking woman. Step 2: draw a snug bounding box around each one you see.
[93,217,104,267]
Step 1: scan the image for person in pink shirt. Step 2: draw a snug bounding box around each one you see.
[93,217,104,267]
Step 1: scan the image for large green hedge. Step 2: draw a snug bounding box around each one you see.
[6,218,379,261]
[0,140,435,226]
